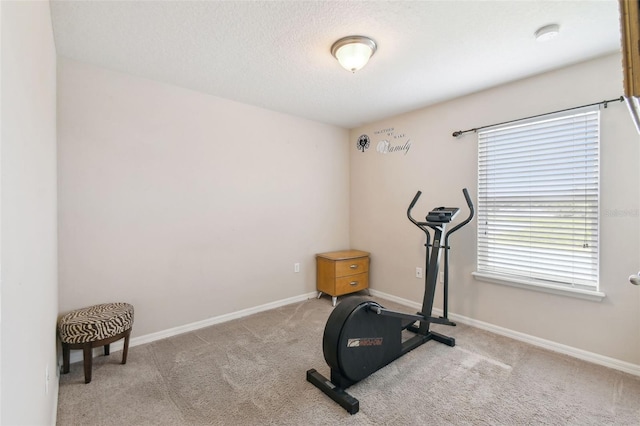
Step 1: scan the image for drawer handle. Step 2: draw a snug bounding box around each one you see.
[349,264,359,269]
[350,281,359,286]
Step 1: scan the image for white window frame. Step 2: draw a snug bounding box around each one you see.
[472,106,605,302]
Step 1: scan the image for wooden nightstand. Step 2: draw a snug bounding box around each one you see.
[316,250,370,306]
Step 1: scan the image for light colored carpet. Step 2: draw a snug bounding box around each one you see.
[57,295,640,425]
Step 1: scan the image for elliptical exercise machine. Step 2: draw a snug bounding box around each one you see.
[306,188,474,414]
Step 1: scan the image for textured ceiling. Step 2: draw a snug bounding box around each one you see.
[50,0,622,129]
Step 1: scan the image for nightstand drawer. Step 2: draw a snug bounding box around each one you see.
[335,257,369,277]
[335,273,369,294]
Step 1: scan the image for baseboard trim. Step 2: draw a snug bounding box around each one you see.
[67,291,318,365]
[369,289,640,377]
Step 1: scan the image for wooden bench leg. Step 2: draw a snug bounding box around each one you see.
[62,343,70,374]
[122,329,131,365]
[83,345,93,384]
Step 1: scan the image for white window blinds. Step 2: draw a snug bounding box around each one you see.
[477,107,600,289]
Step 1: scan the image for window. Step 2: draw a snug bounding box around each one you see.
[475,106,601,297]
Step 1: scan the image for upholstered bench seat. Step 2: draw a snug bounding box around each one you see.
[58,302,134,383]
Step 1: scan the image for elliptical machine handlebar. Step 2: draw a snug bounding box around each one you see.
[406,187,475,325]
[446,188,475,238]
[440,188,474,323]
[407,191,423,228]
[407,190,432,257]
[407,188,474,233]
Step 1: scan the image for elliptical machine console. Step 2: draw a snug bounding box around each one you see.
[307,188,474,414]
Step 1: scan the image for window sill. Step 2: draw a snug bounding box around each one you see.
[472,272,606,302]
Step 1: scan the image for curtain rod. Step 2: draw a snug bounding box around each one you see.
[451,96,624,138]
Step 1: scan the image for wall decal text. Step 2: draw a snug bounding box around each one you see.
[373,127,411,155]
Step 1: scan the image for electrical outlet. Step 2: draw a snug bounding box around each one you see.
[45,365,49,394]
[416,267,423,278]
[294,263,300,273]
[439,272,444,283]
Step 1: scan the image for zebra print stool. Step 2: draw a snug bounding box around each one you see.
[58,302,134,383]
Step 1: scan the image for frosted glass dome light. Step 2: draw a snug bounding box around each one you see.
[331,36,377,73]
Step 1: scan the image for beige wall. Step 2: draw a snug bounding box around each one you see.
[350,53,640,364]
[57,58,350,337]
[1,1,59,424]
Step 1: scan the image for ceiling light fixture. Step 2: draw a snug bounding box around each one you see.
[534,24,560,42]
[331,35,377,73]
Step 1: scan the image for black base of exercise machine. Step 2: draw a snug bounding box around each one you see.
[306,188,474,414]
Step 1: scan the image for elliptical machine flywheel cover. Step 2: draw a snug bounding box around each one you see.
[323,297,401,383]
